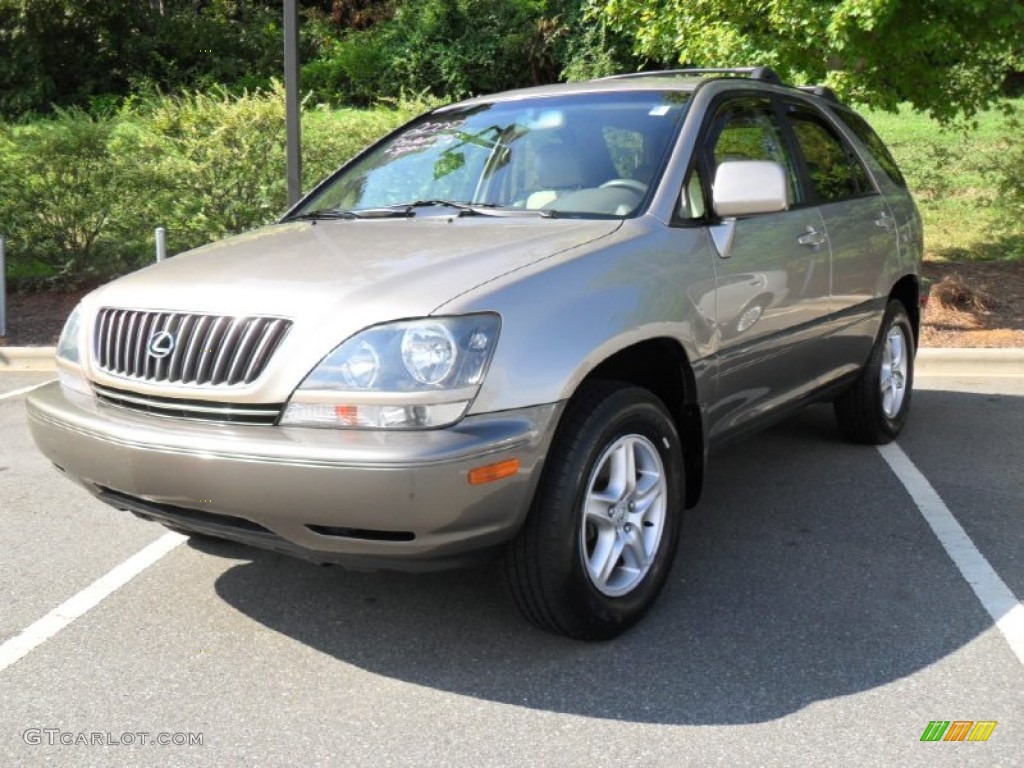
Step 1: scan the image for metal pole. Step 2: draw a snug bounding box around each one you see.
[155,227,167,262]
[0,236,6,338]
[284,0,302,206]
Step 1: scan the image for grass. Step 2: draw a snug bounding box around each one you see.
[861,99,1023,262]
[4,258,52,283]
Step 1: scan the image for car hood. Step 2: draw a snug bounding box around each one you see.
[80,216,621,399]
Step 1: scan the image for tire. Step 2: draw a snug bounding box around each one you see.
[504,381,684,640]
[834,299,915,444]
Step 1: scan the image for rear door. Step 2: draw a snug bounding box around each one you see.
[781,99,900,369]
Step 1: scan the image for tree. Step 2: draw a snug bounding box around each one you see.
[0,0,284,117]
[588,0,1024,123]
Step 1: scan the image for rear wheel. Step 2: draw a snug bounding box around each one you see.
[834,299,915,444]
[505,382,684,640]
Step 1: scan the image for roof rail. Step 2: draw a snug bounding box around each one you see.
[602,67,784,85]
[796,85,840,103]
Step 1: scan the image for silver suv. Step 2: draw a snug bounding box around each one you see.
[27,68,924,640]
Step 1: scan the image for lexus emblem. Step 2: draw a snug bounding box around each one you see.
[147,330,176,359]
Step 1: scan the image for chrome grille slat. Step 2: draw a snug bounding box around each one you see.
[103,310,116,370]
[155,313,179,382]
[143,312,163,380]
[182,315,210,383]
[240,318,271,382]
[93,383,283,425]
[123,312,139,375]
[167,314,194,383]
[210,317,245,384]
[196,316,228,384]
[244,318,288,382]
[94,309,291,387]
[135,312,154,377]
[113,310,127,373]
[191,316,218,384]
[226,319,263,385]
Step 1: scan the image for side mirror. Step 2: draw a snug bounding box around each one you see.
[712,161,790,218]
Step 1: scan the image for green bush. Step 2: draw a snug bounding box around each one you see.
[131,85,291,254]
[302,32,391,107]
[0,86,433,288]
[0,109,158,286]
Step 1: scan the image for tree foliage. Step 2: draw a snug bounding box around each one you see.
[590,0,1024,123]
[2,0,1021,121]
[301,0,615,106]
[0,0,283,117]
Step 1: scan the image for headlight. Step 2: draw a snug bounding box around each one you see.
[55,304,93,400]
[280,314,500,429]
[401,323,456,385]
[56,305,82,364]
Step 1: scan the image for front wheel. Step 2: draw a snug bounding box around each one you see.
[834,299,915,444]
[505,382,684,640]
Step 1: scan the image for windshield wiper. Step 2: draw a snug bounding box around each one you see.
[391,200,553,218]
[289,201,552,222]
[398,200,497,216]
[287,209,361,221]
[287,207,415,222]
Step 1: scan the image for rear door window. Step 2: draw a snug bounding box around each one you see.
[784,104,873,203]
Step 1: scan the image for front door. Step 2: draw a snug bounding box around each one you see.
[693,95,834,441]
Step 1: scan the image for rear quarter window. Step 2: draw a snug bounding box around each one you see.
[834,107,908,189]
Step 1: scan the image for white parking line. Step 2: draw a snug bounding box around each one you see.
[0,532,186,674]
[878,442,1024,667]
[0,379,55,400]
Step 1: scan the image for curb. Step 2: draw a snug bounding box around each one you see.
[2,346,1023,376]
[915,348,1024,377]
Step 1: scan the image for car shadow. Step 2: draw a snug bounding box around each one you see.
[201,394,1009,725]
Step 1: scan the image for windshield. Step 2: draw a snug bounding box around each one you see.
[292,91,690,219]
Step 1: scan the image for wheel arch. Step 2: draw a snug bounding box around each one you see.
[565,337,706,509]
[889,274,921,347]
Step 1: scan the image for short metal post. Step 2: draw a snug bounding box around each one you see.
[155,227,167,262]
[284,0,302,206]
[0,235,7,338]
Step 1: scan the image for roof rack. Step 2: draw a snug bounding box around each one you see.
[796,85,840,103]
[602,67,784,85]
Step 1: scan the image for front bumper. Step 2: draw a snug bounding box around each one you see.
[26,383,560,570]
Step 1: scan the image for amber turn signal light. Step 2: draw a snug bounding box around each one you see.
[468,458,521,485]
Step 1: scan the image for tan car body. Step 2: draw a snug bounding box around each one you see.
[26,75,923,572]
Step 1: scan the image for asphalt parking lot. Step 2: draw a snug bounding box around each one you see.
[1,367,1021,767]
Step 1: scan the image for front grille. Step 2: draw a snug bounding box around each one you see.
[94,383,283,425]
[94,308,291,386]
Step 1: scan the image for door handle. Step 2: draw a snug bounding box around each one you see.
[797,227,827,247]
